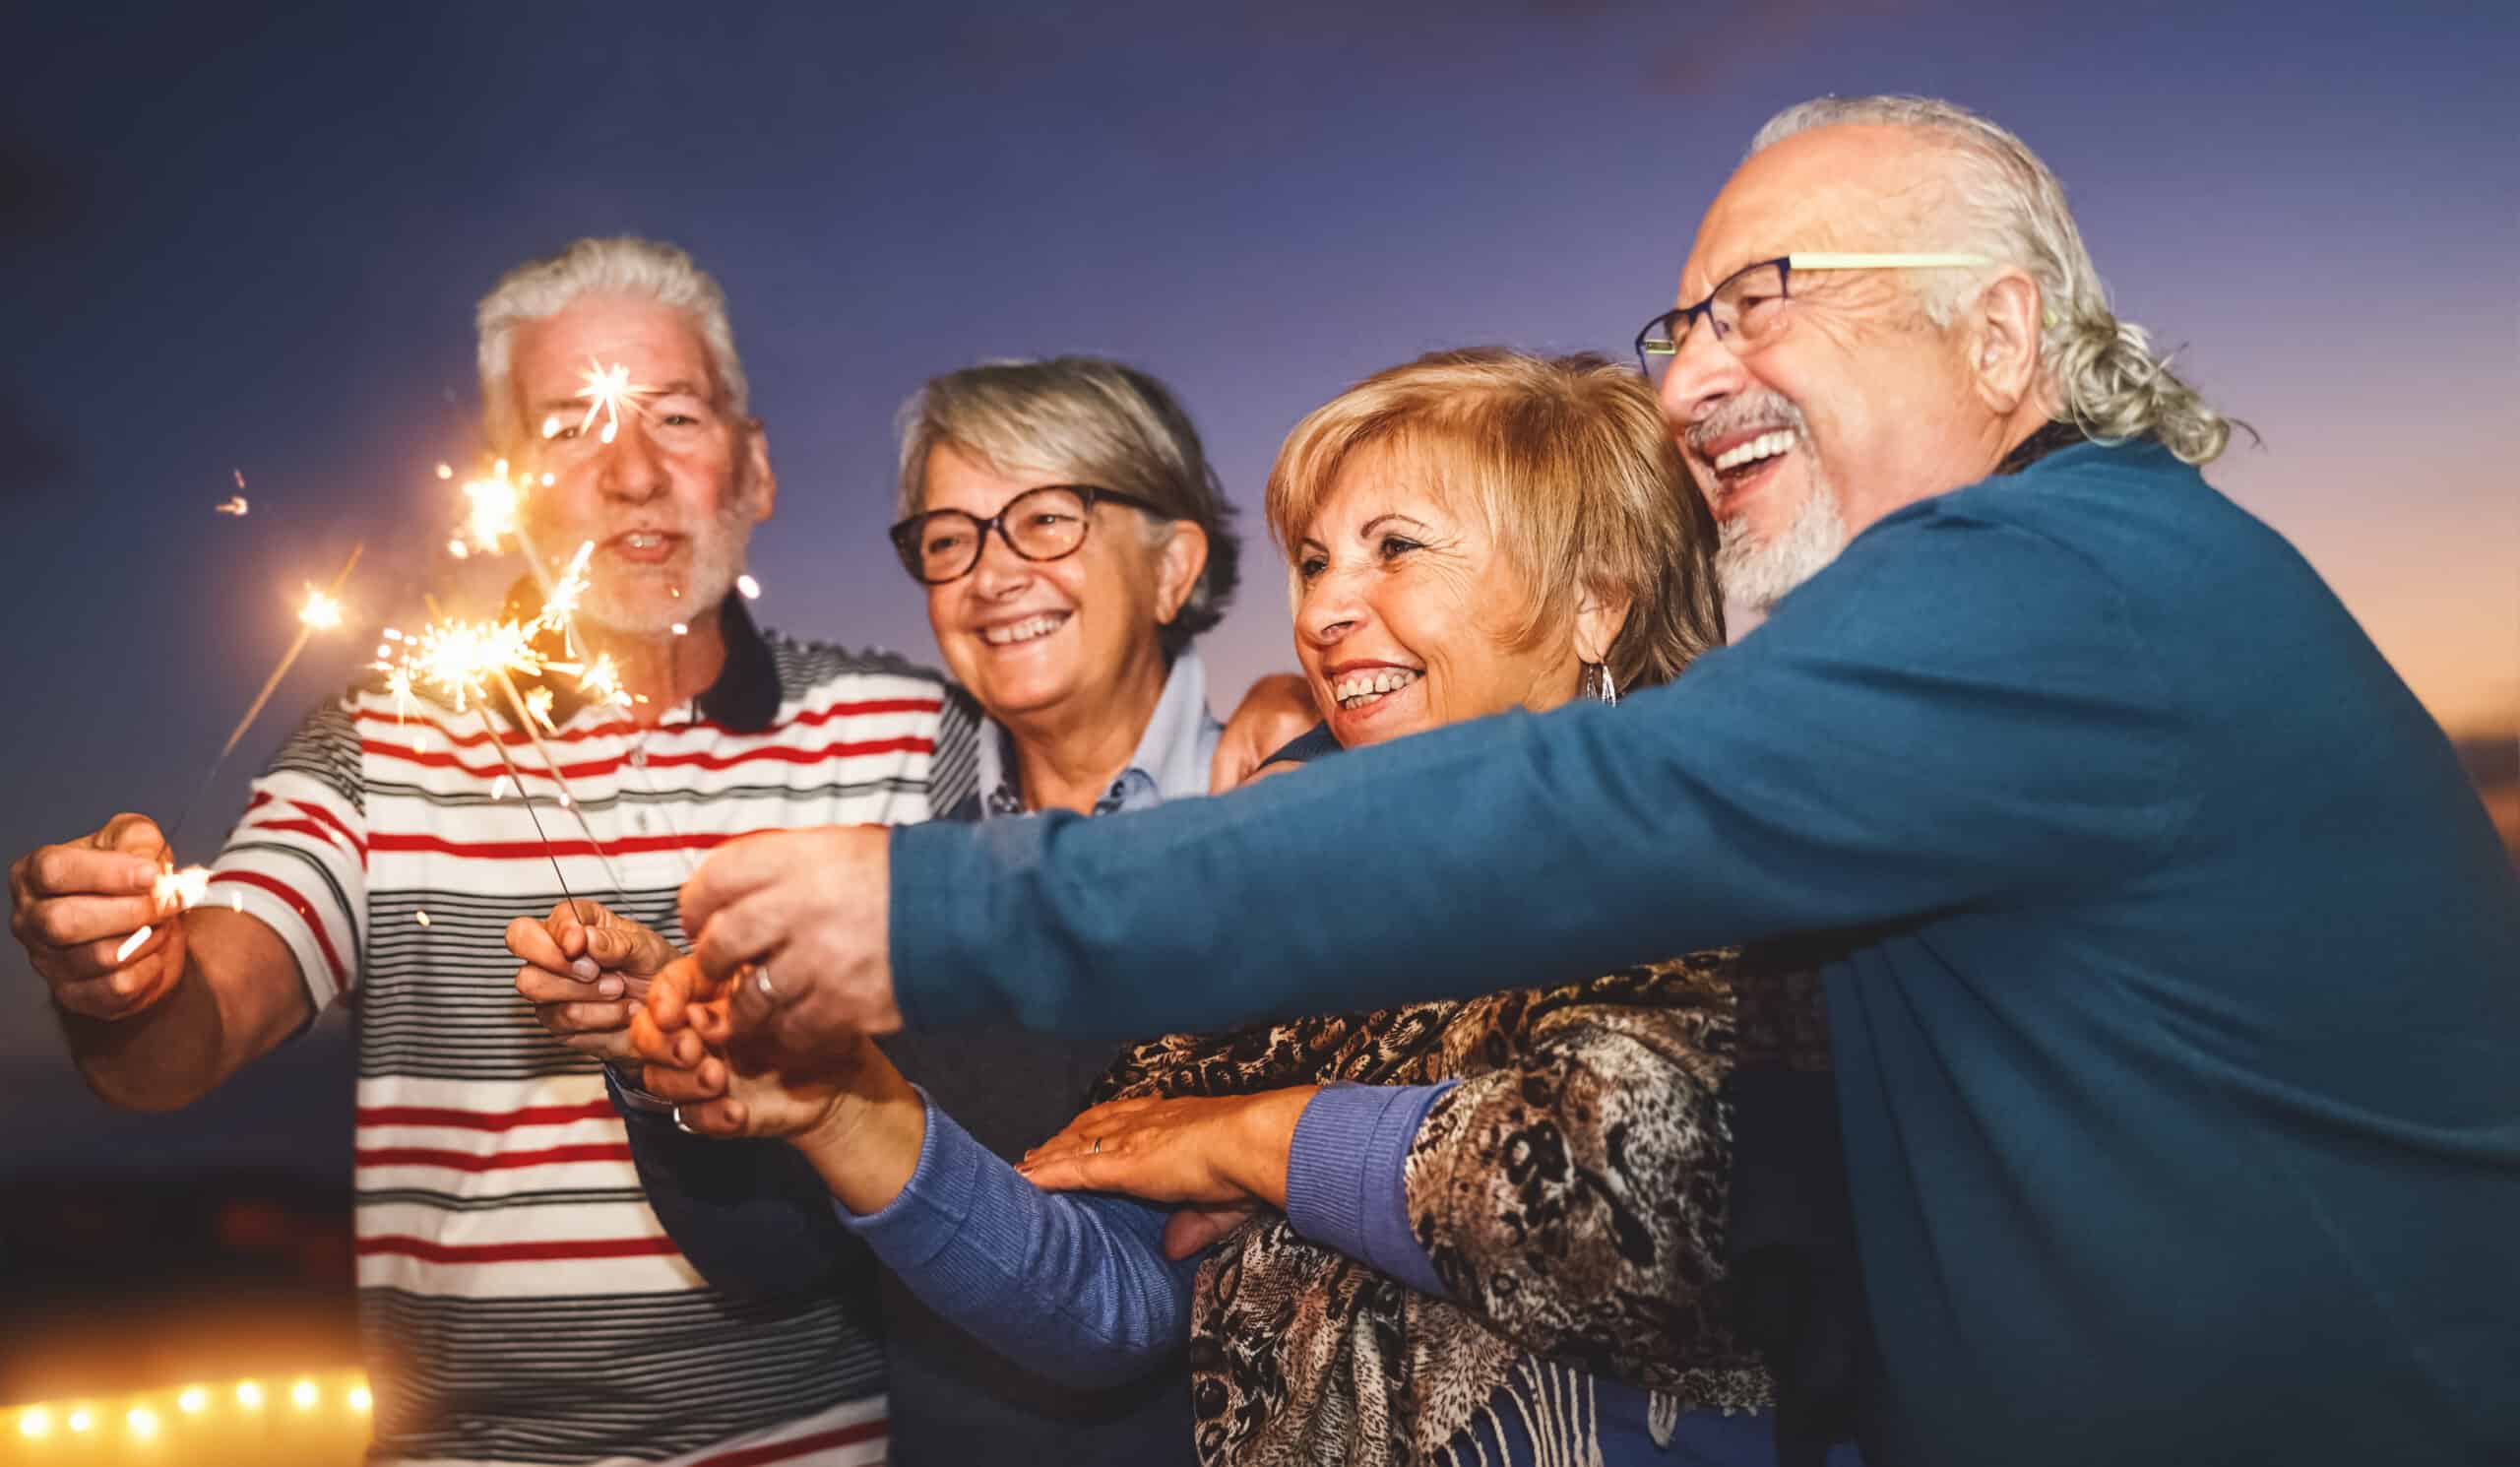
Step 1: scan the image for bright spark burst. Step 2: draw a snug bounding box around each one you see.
[575,358,652,444]
[156,864,213,912]
[524,684,557,734]
[736,573,761,600]
[461,464,525,553]
[299,586,345,629]
[374,546,626,722]
[216,495,249,516]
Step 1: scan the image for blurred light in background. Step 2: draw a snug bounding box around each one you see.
[5,1371,368,1463]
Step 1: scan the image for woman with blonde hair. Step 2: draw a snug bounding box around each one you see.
[630,350,1840,1466]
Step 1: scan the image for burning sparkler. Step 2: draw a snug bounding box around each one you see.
[569,359,652,446]
[163,542,366,857]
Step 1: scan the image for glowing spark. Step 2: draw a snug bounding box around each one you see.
[376,642,393,659]
[557,792,572,808]
[670,621,688,636]
[177,1388,207,1415]
[216,494,249,516]
[543,541,595,636]
[462,471,524,552]
[435,463,454,480]
[299,586,345,629]
[448,539,470,558]
[384,627,404,641]
[115,926,152,964]
[413,910,431,926]
[576,358,652,446]
[155,864,212,912]
[227,892,243,912]
[736,573,761,600]
[234,469,247,489]
[575,653,630,708]
[490,774,515,800]
[541,414,562,439]
[540,472,556,485]
[524,684,557,734]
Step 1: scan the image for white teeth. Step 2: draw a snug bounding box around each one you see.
[1332,668,1422,708]
[621,532,663,549]
[982,612,1069,647]
[1712,429,1796,473]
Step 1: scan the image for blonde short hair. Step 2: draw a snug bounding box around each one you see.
[1265,349,1724,691]
[475,236,748,452]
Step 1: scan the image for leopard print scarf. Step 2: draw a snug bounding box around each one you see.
[1089,955,1773,1466]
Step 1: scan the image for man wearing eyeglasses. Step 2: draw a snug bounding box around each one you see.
[664,96,2520,1467]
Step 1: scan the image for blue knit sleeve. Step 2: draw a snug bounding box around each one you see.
[838,1090,1199,1389]
[1283,1081,1455,1300]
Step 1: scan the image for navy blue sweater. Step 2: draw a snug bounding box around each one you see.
[893,440,2520,1466]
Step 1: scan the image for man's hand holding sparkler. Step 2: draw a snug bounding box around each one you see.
[11,814,188,1019]
[508,901,677,1061]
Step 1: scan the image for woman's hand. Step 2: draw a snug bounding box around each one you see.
[1018,1087,1319,1208]
[509,900,677,1059]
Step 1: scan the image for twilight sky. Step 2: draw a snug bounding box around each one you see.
[4,1,2513,1168]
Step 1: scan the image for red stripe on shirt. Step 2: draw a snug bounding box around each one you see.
[688,1419,890,1467]
[354,1234,681,1264]
[360,734,933,782]
[244,816,350,854]
[367,830,752,860]
[290,798,367,858]
[354,1142,634,1172]
[353,697,943,746]
[355,1101,618,1131]
[208,869,348,990]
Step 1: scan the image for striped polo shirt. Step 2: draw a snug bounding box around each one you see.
[210,596,978,1466]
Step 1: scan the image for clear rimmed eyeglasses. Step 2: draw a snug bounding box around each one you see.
[888,482,1166,585]
[1634,252,1991,387]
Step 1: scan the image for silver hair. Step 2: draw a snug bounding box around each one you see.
[1751,96,2238,465]
[895,356,1241,654]
[474,236,750,451]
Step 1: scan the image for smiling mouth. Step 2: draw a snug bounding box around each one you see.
[981,611,1069,647]
[606,530,683,563]
[1332,668,1420,711]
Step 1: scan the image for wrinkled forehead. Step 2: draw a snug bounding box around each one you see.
[1676,123,1950,301]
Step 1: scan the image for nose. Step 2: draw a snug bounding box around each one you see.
[1297,565,1367,651]
[1657,313,1749,440]
[967,523,1035,601]
[598,415,668,504]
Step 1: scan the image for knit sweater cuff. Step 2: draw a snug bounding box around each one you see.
[1284,1080,1456,1300]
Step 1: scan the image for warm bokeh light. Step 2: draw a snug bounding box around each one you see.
[235,1380,264,1411]
[348,1384,373,1413]
[17,1407,49,1439]
[176,1386,208,1415]
[291,1378,319,1410]
[67,1408,94,1434]
[125,1406,158,1439]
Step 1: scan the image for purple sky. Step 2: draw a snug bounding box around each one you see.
[5,0,2513,1166]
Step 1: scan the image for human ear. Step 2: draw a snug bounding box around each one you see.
[1970,271,2046,415]
[1154,519,1210,624]
[741,419,778,523]
[1572,582,1633,666]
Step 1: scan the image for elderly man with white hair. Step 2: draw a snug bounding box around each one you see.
[662,97,2520,1466]
[6,236,963,1466]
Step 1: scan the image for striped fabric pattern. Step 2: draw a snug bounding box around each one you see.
[214,634,978,1465]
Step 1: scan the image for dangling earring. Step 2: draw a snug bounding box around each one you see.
[1581,662,1618,707]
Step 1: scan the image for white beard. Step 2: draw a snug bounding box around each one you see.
[564,498,758,640]
[1717,478,1848,612]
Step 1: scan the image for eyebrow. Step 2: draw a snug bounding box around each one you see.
[1359,513,1433,539]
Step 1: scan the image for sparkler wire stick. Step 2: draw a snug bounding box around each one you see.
[492,666,629,896]
[471,701,590,927]
[165,541,365,855]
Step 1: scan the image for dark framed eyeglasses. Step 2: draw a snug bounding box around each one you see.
[1634,251,1990,387]
[888,482,1168,585]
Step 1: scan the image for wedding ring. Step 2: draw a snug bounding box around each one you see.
[672,1107,694,1135]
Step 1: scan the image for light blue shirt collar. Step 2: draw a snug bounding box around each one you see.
[974,647,1223,819]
